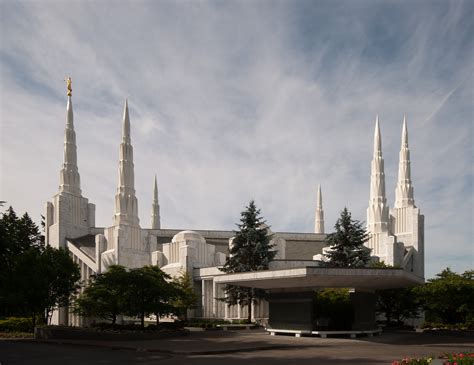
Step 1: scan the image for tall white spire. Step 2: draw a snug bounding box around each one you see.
[59,94,81,196]
[314,184,324,233]
[151,175,161,229]
[113,99,139,226]
[367,116,389,233]
[395,117,415,208]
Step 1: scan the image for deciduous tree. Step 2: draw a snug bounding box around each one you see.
[415,268,474,325]
[74,265,128,325]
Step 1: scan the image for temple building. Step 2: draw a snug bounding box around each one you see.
[45,86,424,326]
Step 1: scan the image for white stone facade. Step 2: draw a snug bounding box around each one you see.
[45,94,424,326]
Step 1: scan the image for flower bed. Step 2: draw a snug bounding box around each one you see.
[391,353,474,365]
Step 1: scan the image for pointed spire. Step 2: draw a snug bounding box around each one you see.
[395,116,415,208]
[314,184,324,234]
[59,95,81,195]
[122,99,131,144]
[113,99,139,226]
[367,115,389,234]
[151,175,161,229]
[374,115,382,156]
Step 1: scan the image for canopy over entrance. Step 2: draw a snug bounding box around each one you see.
[214,267,424,291]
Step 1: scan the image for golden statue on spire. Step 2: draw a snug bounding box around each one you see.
[65,77,72,96]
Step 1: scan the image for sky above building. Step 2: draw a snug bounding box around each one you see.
[0,0,472,278]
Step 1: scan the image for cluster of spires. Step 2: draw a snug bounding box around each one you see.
[315,116,414,234]
[59,82,413,235]
[368,115,415,234]
[60,89,160,229]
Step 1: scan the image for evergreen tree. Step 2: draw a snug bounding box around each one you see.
[220,200,276,323]
[9,246,80,328]
[0,206,46,317]
[172,271,198,321]
[324,207,371,267]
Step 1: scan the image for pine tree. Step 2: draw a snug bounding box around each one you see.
[220,200,275,323]
[324,207,371,267]
[172,271,198,321]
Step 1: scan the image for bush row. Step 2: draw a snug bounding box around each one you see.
[0,317,33,332]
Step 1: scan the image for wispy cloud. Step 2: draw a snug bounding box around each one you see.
[1,0,472,278]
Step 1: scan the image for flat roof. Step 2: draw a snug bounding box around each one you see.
[214,267,424,290]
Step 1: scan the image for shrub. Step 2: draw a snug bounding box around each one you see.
[0,317,33,332]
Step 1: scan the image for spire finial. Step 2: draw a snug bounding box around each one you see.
[317,184,322,208]
[402,115,408,147]
[153,174,158,203]
[374,115,382,155]
[151,174,161,229]
[122,99,130,143]
[314,184,324,234]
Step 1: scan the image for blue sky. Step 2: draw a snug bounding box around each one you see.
[0,0,472,278]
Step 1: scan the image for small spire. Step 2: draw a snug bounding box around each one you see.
[151,175,161,229]
[314,184,324,234]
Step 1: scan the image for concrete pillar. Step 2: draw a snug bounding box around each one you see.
[350,291,377,331]
[267,292,314,331]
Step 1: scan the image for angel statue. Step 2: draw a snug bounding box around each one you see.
[65,77,72,96]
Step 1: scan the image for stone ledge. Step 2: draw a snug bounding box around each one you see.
[216,324,258,330]
[267,328,382,338]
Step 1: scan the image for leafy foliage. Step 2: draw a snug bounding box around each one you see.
[375,287,420,325]
[0,207,79,329]
[220,200,275,323]
[415,268,474,325]
[75,265,180,328]
[124,266,178,327]
[314,289,353,330]
[0,317,34,333]
[324,207,371,267]
[171,271,198,321]
[74,265,128,325]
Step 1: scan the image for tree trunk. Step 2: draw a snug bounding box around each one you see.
[31,313,36,332]
[156,313,160,325]
[247,302,252,324]
[112,314,116,325]
[141,312,145,329]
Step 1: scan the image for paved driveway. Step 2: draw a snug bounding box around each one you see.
[1,329,472,365]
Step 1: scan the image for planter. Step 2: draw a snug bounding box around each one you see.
[34,326,188,341]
